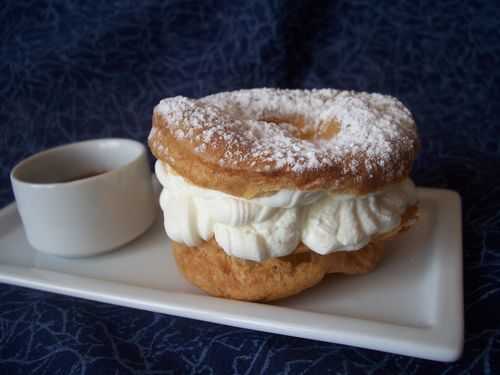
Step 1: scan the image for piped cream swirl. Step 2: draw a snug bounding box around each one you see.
[155,161,417,261]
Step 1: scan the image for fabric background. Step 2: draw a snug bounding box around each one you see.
[1,0,499,373]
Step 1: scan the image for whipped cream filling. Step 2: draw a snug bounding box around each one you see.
[155,161,417,262]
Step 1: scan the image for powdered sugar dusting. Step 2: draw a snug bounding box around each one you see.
[154,88,417,177]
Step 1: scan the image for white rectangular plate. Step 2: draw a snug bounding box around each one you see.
[0,188,463,361]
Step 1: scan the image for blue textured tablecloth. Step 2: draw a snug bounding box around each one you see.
[1,1,499,373]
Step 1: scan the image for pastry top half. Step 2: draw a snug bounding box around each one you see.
[148,88,419,262]
[149,88,419,198]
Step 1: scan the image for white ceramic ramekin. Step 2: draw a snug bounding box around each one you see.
[11,138,156,257]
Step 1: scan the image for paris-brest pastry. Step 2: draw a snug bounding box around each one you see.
[149,88,419,301]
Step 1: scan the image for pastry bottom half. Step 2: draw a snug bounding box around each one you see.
[171,206,418,301]
[173,239,385,301]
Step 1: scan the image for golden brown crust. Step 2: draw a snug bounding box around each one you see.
[148,89,419,199]
[172,206,418,301]
[173,240,385,302]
